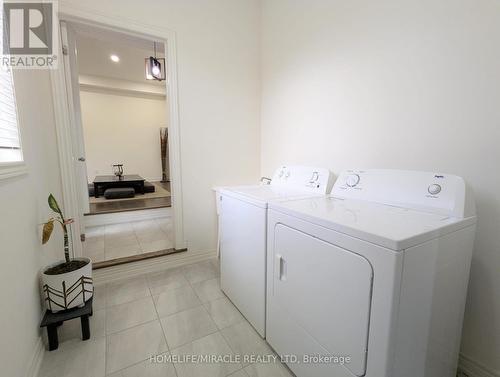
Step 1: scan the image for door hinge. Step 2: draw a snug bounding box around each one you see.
[62,45,68,56]
[80,233,86,242]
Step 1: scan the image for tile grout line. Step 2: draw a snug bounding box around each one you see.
[106,284,177,377]
[181,263,249,376]
[105,300,159,336]
[102,276,109,377]
[98,219,174,261]
[146,263,224,377]
[105,318,168,374]
[103,276,156,337]
[156,264,221,352]
[102,292,151,309]
[103,303,108,376]
[83,225,106,262]
[104,222,143,261]
[105,316,158,337]
[134,219,173,255]
[148,277,173,357]
[135,225,145,256]
[204,260,261,375]
[162,264,213,377]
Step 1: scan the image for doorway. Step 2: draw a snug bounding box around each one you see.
[52,14,186,268]
[73,25,171,215]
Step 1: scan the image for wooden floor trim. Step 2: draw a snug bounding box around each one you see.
[85,204,171,216]
[92,250,217,285]
[93,248,187,269]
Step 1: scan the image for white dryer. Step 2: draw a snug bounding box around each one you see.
[217,166,333,337]
[266,169,476,377]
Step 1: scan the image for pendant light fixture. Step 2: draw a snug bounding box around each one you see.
[145,42,166,81]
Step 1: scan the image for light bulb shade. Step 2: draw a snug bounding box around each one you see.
[145,56,166,81]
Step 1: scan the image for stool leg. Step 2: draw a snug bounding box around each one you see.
[81,315,90,340]
[47,324,59,351]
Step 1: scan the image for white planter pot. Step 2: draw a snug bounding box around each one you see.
[42,257,93,312]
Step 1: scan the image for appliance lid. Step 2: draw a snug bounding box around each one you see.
[216,165,333,207]
[219,185,324,207]
[268,196,476,251]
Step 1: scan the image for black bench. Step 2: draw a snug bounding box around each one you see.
[89,182,155,196]
[88,183,103,197]
[40,298,93,351]
[104,187,135,199]
[143,181,156,193]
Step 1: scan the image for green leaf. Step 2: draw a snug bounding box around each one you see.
[48,194,62,215]
[42,220,54,244]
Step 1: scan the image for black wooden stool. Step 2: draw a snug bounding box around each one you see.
[40,297,93,351]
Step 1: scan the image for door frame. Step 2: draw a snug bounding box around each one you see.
[50,3,186,256]
[59,21,90,234]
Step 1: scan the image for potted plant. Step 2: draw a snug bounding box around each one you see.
[41,194,93,312]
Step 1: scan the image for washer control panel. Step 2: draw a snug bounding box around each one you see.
[331,169,473,218]
[271,165,333,194]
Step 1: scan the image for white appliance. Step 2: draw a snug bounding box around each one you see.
[217,166,333,337]
[266,169,476,377]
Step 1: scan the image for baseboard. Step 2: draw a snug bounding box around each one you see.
[93,250,217,284]
[147,177,164,183]
[84,207,172,227]
[25,336,44,377]
[458,353,500,377]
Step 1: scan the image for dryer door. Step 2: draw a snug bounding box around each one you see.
[268,224,373,377]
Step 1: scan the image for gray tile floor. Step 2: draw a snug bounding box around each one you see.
[38,259,294,377]
[83,218,174,262]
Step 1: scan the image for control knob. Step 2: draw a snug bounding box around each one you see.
[346,174,360,187]
[428,184,442,195]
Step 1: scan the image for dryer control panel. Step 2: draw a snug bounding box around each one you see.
[332,169,475,218]
[271,165,333,194]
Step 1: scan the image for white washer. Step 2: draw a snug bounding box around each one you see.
[217,166,333,337]
[266,169,476,377]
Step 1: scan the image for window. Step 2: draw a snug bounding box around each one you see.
[0,0,26,178]
[0,65,23,163]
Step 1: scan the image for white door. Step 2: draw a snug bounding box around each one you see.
[60,22,90,222]
[219,194,267,336]
[267,224,373,377]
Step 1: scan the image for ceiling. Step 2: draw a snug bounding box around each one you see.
[74,24,165,86]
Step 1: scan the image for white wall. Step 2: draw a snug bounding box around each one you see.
[80,89,167,182]
[62,0,261,253]
[261,0,500,374]
[0,70,63,376]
